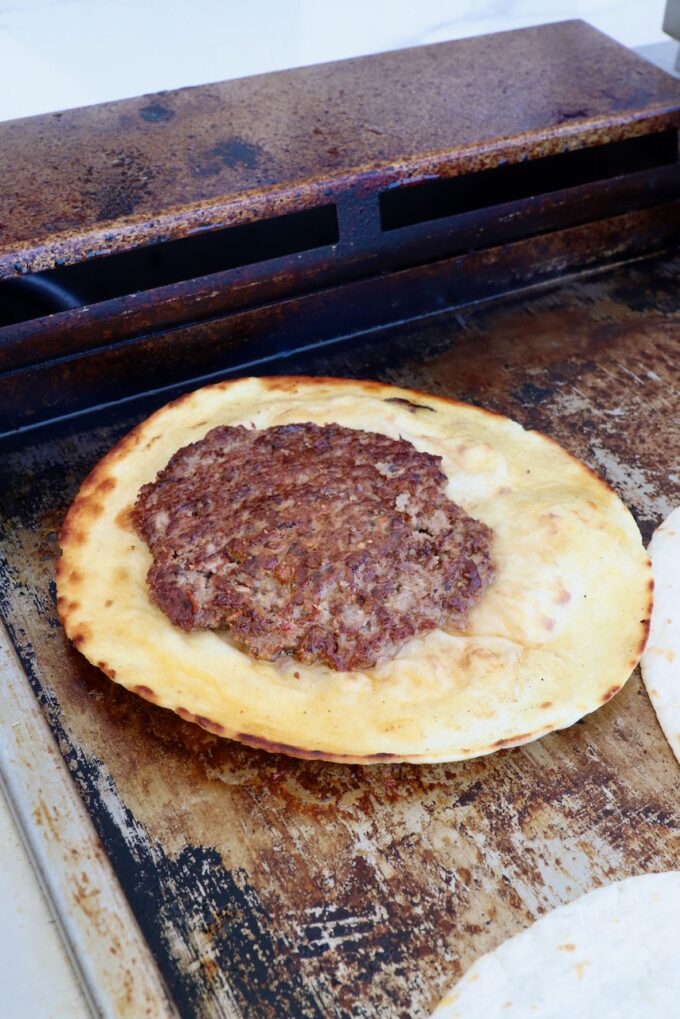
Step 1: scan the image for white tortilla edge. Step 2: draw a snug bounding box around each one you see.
[431,871,680,1018]
[641,505,680,765]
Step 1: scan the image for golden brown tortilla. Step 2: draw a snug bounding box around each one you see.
[56,376,651,763]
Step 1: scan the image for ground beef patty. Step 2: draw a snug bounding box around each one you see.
[133,422,494,671]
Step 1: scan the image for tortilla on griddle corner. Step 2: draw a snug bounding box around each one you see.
[430,872,680,1018]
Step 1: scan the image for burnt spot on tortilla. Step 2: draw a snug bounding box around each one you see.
[104,599,114,607]
[59,520,85,545]
[236,731,400,762]
[493,732,533,749]
[115,506,135,532]
[175,707,194,722]
[134,685,158,702]
[163,392,197,413]
[602,685,622,703]
[540,701,553,709]
[69,569,83,585]
[96,476,117,493]
[196,716,226,735]
[559,943,576,952]
[384,397,435,413]
[258,378,300,393]
[637,617,652,658]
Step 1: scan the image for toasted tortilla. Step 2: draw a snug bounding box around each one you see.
[640,507,680,765]
[56,376,651,763]
[430,872,680,1018]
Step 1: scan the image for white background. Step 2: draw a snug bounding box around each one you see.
[0,0,672,122]
[0,0,675,1015]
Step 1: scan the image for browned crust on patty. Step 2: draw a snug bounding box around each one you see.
[132,421,494,670]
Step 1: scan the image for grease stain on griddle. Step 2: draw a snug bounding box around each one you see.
[193,138,265,177]
[82,148,157,222]
[512,382,552,405]
[139,104,176,124]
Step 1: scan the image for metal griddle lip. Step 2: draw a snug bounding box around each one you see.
[0,247,663,450]
[0,621,178,1018]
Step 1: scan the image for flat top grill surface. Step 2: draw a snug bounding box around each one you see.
[1,251,679,1017]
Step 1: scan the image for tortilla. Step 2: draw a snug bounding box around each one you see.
[430,871,680,1018]
[56,376,651,763]
[640,506,680,765]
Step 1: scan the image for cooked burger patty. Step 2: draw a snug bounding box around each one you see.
[133,422,494,670]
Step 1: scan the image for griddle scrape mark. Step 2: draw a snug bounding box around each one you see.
[68,767,328,1018]
[293,901,390,961]
[0,569,328,1016]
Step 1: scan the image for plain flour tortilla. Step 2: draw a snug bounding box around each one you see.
[640,506,680,764]
[56,376,651,763]
[431,872,680,1018]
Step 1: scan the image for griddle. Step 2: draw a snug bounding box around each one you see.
[0,20,679,1019]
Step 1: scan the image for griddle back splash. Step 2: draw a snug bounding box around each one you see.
[0,19,679,436]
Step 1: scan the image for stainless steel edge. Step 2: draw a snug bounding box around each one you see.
[0,622,178,1019]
